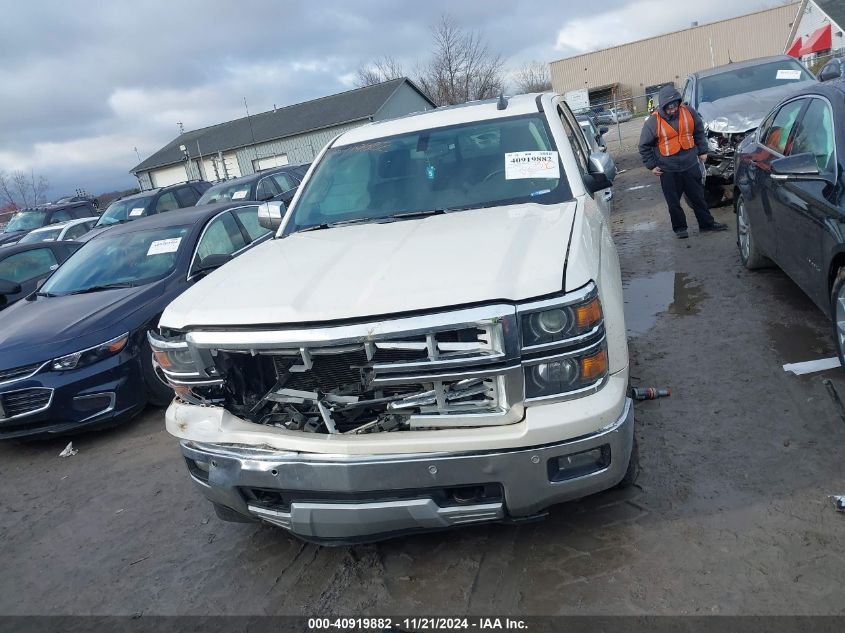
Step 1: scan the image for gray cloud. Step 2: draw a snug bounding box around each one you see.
[0,0,790,197]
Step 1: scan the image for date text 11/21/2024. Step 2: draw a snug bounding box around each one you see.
[307,617,529,630]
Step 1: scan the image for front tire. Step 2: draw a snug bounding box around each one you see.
[736,194,770,270]
[831,269,845,373]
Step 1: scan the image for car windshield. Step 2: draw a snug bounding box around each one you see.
[5,211,48,232]
[18,227,62,243]
[40,225,190,296]
[697,60,814,106]
[197,181,253,205]
[96,196,155,226]
[284,113,570,235]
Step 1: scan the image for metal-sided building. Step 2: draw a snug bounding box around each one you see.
[131,78,435,190]
[549,3,802,113]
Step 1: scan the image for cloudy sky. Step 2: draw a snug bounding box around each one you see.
[0,0,794,198]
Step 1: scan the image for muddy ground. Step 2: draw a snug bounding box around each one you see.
[2,119,845,616]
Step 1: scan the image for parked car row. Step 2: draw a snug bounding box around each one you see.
[0,201,274,439]
[0,161,312,440]
[0,163,310,248]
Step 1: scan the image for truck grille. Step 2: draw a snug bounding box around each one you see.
[185,305,524,433]
[0,388,52,420]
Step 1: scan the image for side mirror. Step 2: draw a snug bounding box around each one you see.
[819,59,842,82]
[258,200,286,230]
[0,279,22,296]
[599,126,609,135]
[584,151,616,193]
[771,153,829,183]
[194,253,232,274]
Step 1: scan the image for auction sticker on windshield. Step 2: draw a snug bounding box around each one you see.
[504,151,560,180]
[776,69,802,80]
[147,237,181,256]
[130,208,145,217]
[231,190,248,200]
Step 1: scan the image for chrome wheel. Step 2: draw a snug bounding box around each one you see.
[737,198,750,261]
[836,286,845,353]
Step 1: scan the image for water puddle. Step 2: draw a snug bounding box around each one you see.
[766,322,832,364]
[623,272,705,336]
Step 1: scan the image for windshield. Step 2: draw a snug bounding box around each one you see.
[96,196,155,226]
[5,211,48,232]
[197,181,253,205]
[18,227,62,243]
[284,114,570,235]
[697,60,814,106]
[41,225,190,296]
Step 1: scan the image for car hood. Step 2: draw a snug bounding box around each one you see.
[698,80,817,134]
[0,283,166,369]
[0,230,25,245]
[161,201,577,329]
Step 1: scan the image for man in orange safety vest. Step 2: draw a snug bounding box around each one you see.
[638,85,727,239]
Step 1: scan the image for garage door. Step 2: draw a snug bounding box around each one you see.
[150,163,190,187]
[253,154,289,171]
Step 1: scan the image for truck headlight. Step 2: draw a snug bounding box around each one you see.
[52,333,129,371]
[524,346,608,400]
[520,294,602,348]
[147,332,197,377]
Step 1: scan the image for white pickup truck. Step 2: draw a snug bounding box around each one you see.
[150,93,634,544]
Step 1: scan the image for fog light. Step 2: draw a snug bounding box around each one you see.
[548,445,610,482]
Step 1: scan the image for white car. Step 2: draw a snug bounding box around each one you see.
[150,93,633,544]
[608,107,632,123]
[14,217,99,244]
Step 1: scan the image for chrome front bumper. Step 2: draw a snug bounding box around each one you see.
[180,398,634,544]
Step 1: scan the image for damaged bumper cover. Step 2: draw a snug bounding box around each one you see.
[180,396,633,544]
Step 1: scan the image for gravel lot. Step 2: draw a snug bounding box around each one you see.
[2,119,845,616]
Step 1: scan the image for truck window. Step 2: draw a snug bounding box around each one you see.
[286,114,572,235]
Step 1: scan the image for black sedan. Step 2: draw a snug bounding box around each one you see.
[734,80,845,362]
[0,241,80,310]
[0,202,271,439]
[196,163,309,206]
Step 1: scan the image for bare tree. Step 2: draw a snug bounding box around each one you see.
[355,55,407,87]
[513,60,552,93]
[417,15,506,106]
[0,169,50,209]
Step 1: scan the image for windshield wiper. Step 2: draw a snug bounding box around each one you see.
[296,217,392,233]
[65,282,135,295]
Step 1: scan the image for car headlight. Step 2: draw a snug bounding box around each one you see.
[524,345,608,400]
[52,332,129,371]
[520,293,602,349]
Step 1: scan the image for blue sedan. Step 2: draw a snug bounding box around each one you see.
[0,201,271,439]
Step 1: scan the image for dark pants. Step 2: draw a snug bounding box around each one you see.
[659,163,716,232]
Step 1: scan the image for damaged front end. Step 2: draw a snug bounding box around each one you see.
[149,284,608,437]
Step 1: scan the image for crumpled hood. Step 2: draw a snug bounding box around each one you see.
[698,80,817,133]
[0,283,165,369]
[161,202,578,329]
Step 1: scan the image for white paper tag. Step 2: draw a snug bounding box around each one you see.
[504,152,560,180]
[147,237,181,256]
[129,207,145,217]
[231,190,248,200]
[776,69,801,80]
